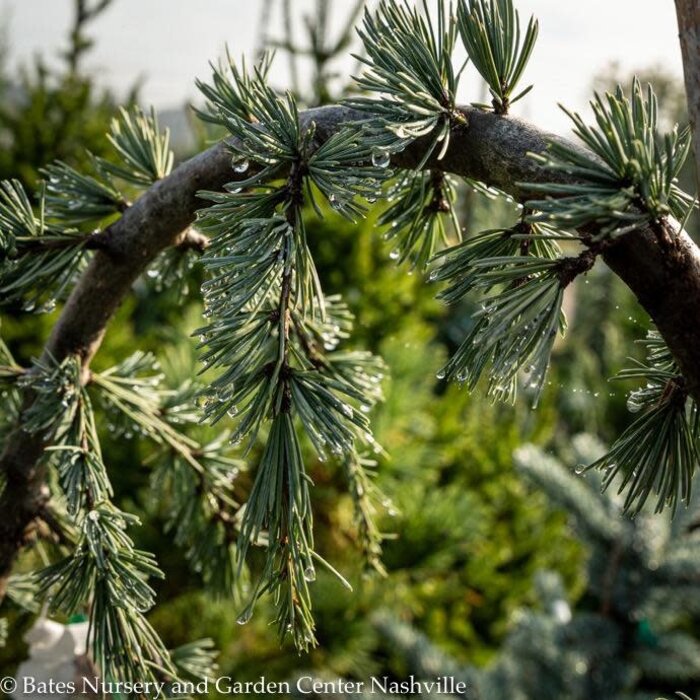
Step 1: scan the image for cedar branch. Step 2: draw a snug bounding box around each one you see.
[1,105,700,597]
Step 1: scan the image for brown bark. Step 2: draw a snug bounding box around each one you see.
[676,0,700,184]
[2,105,700,598]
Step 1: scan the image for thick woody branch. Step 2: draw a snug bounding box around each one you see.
[2,104,700,598]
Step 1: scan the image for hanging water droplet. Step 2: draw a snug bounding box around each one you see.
[303,566,316,582]
[360,404,371,414]
[574,464,587,475]
[436,369,446,379]
[371,150,391,169]
[147,269,159,279]
[389,249,400,261]
[429,269,439,281]
[232,155,249,174]
[236,609,252,625]
[227,405,239,418]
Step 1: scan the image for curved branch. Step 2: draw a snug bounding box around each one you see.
[2,104,700,597]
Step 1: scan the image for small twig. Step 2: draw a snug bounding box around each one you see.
[557,249,598,288]
[175,227,210,254]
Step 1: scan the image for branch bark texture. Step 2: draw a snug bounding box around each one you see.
[1,105,700,597]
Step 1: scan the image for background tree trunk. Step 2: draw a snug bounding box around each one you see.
[676,0,700,184]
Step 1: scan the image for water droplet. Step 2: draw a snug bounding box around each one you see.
[88,510,100,522]
[436,369,446,379]
[232,156,249,173]
[360,404,371,414]
[372,150,391,168]
[303,566,316,582]
[147,269,159,279]
[389,249,400,260]
[227,406,239,417]
[236,609,252,625]
[429,269,439,281]
[329,193,344,211]
[575,464,586,475]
